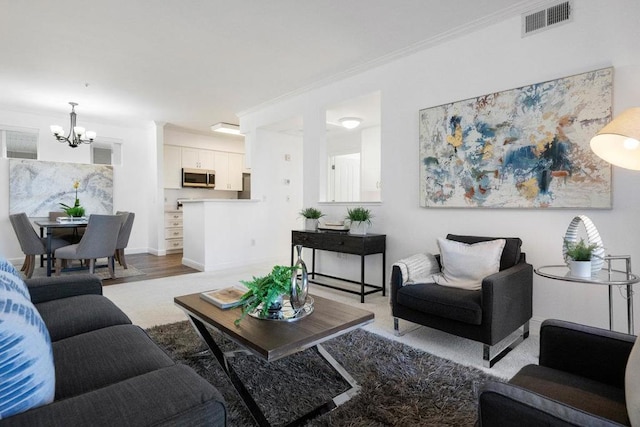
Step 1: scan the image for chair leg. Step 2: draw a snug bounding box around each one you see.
[55,259,63,276]
[25,255,36,278]
[108,256,116,279]
[20,255,28,272]
[393,317,421,337]
[119,249,128,269]
[483,321,530,368]
[89,259,95,274]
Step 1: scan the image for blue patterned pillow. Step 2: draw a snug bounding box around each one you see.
[0,256,20,278]
[0,271,31,301]
[0,285,55,418]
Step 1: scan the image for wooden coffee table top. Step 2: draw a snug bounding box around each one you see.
[174,293,374,362]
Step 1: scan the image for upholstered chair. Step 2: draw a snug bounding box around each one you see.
[114,211,135,269]
[391,234,533,367]
[54,214,122,279]
[478,319,637,426]
[9,213,71,278]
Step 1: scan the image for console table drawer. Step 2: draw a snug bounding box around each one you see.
[292,231,385,255]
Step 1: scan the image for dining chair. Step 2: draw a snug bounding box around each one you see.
[114,211,135,269]
[9,212,71,278]
[54,214,122,278]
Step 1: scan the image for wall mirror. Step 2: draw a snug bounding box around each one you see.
[325,91,381,202]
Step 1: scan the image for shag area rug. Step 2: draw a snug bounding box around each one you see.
[147,321,499,426]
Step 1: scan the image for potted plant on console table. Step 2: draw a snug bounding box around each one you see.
[563,238,602,278]
[346,207,372,236]
[299,207,324,231]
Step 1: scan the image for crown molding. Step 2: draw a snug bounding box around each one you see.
[239,1,535,118]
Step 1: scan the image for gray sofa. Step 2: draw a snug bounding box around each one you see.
[1,274,226,427]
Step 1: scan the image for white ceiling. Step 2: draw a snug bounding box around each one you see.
[0,0,534,133]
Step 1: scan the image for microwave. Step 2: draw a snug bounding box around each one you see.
[182,168,216,188]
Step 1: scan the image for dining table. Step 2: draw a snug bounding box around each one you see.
[34,219,88,276]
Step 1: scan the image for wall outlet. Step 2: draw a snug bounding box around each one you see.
[250,238,256,246]
[284,154,291,161]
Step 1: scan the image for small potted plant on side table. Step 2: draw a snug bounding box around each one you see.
[346,207,372,235]
[299,207,324,231]
[563,238,601,278]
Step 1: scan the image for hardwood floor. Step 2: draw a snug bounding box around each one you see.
[105,252,198,286]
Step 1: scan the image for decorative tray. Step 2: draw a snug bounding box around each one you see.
[248,297,314,322]
[56,216,88,223]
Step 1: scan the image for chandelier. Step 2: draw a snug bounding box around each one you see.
[50,102,96,148]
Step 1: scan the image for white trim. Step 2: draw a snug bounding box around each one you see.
[238,1,536,118]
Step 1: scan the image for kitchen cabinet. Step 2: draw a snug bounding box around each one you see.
[165,211,183,252]
[182,147,215,169]
[214,151,243,191]
[163,145,182,189]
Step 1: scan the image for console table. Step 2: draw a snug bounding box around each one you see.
[291,230,386,303]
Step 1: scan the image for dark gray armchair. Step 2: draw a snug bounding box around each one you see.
[391,234,533,367]
[478,319,636,426]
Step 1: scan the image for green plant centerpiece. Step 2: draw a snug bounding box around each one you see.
[563,238,601,261]
[235,265,298,325]
[346,206,372,235]
[60,179,85,217]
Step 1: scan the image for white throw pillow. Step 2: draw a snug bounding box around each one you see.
[0,277,55,419]
[434,238,506,291]
[626,337,640,426]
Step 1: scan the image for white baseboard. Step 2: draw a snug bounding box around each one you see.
[182,255,282,275]
[182,257,204,271]
[529,316,544,336]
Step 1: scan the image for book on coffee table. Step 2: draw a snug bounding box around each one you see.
[200,286,247,309]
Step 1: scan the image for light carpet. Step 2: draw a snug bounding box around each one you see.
[103,263,538,379]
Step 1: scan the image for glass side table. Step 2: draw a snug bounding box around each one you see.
[535,256,639,334]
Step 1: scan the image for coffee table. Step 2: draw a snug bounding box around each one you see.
[174,293,374,427]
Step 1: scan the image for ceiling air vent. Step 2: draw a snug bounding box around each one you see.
[522,1,572,37]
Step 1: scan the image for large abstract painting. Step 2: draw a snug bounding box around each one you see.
[9,159,113,217]
[419,67,613,208]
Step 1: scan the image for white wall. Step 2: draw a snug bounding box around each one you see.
[0,107,157,261]
[240,1,640,333]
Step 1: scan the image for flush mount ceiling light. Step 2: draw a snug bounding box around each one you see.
[590,107,640,170]
[211,122,241,135]
[50,102,96,148]
[339,117,362,130]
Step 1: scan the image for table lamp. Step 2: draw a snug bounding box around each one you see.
[590,107,640,170]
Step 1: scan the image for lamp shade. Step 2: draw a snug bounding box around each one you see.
[590,107,640,170]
